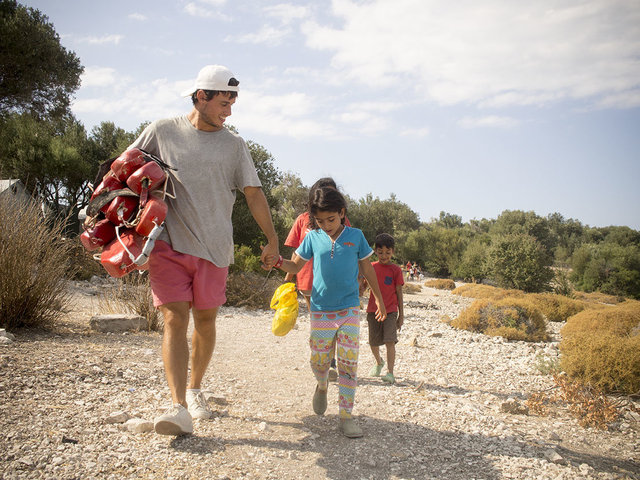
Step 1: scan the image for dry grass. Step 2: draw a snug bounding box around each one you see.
[403,283,422,294]
[451,297,549,342]
[527,373,621,429]
[97,273,161,331]
[573,290,626,305]
[560,300,640,394]
[225,271,284,309]
[452,283,525,300]
[424,278,456,290]
[0,196,74,329]
[529,292,586,322]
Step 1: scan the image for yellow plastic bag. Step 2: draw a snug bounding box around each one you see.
[270,282,299,336]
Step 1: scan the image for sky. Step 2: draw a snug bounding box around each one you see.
[22,0,640,230]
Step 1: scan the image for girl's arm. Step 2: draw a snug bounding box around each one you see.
[358,258,387,321]
[276,253,308,275]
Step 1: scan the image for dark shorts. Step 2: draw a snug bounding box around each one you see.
[367,311,399,346]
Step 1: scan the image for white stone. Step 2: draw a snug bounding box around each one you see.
[125,418,153,433]
[105,411,130,424]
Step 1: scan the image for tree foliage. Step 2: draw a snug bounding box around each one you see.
[231,139,284,252]
[0,0,83,118]
[348,193,420,243]
[570,243,640,299]
[487,233,554,292]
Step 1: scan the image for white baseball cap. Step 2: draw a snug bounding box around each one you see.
[180,65,240,96]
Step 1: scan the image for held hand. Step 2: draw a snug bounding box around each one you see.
[375,300,387,322]
[259,244,278,270]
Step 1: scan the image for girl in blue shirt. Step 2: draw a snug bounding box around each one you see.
[273,187,386,438]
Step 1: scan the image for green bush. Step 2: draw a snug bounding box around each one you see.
[0,196,74,329]
[451,297,549,342]
[570,243,640,299]
[453,238,489,283]
[231,244,264,274]
[560,300,640,394]
[487,233,554,292]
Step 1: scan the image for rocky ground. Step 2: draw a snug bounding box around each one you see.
[0,279,638,480]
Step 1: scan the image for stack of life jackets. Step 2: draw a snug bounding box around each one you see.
[80,148,170,278]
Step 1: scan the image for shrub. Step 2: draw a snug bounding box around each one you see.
[451,297,549,342]
[403,283,422,294]
[452,284,525,300]
[560,300,640,394]
[0,196,74,329]
[231,244,264,273]
[529,293,586,322]
[527,373,621,429]
[551,268,573,297]
[424,278,456,290]
[225,271,282,309]
[453,238,489,283]
[573,290,625,305]
[67,236,104,281]
[487,233,554,292]
[570,243,640,300]
[97,273,161,331]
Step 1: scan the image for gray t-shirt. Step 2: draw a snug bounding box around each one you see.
[129,115,261,267]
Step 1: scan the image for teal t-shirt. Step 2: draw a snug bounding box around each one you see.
[296,226,373,311]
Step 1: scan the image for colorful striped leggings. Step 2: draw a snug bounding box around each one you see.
[309,307,360,419]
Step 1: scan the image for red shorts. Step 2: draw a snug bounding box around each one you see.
[148,241,228,310]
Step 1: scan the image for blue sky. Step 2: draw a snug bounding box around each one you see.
[23,0,640,229]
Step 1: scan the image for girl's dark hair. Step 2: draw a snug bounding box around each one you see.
[308,186,347,229]
[306,177,337,208]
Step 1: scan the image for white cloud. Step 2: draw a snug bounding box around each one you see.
[81,34,124,45]
[72,75,189,128]
[265,4,310,24]
[80,67,120,88]
[400,127,430,137]
[458,115,519,129]
[128,13,147,21]
[233,90,334,138]
[228,26,290,46]
[302,0,640,109]
[184,1,231,20]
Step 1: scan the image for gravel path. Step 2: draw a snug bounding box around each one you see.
[0,280,638,480]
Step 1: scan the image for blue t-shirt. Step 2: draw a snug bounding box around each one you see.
[296,226,373,311]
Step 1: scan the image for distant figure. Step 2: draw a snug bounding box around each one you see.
[271,187,386,438]
[362,233,404,384]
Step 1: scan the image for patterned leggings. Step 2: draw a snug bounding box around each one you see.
[309,307,360,419]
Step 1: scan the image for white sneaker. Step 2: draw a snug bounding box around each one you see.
[154,404,193,436]
[186,389,213,419]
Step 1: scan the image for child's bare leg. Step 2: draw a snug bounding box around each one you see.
[370,345,383,366]
[385,342,396,374]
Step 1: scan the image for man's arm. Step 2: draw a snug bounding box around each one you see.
[244,186,279,266]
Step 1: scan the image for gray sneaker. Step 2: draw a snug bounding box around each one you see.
[154,404,193,436]
[186,389,213,419]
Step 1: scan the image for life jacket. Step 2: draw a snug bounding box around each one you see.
[81,148,174,278]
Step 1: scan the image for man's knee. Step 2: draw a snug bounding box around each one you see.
[160,303,190,333]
